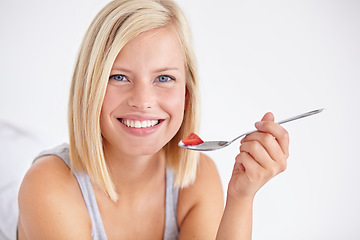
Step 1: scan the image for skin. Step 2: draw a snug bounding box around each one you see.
[100,27,187,159]
[18,26,289,240]
[217,112,289,239]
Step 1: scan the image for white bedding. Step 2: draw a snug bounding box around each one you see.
[0,121,48,240]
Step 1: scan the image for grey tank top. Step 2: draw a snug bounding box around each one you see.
[35,143,179,240]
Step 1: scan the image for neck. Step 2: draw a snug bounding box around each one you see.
[103,147,166,199]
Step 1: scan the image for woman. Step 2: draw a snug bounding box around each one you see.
[18,0,289,239]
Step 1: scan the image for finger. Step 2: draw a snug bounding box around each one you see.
[254,121,290,157]
[241,131,285,162]
[232,157,245,176]
[261,112,275,122]
[235,151,262,175]
[240,140,274,169]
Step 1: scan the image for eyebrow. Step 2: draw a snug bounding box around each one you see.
[152,67,181,73]
[111,67,181,73]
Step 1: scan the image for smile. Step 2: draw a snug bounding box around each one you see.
[119,119,161,128]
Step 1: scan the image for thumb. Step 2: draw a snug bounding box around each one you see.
[261,112,275,122]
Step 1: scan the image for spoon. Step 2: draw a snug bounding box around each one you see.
[178,108,325,151]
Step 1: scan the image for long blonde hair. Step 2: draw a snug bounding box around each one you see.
[68,0,200,201]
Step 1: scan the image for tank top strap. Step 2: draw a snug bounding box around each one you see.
[164,168,180,240]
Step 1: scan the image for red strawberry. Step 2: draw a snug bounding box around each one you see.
[182,133,204,146]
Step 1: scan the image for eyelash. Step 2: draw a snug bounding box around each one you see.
[109,74,175,83]
[156,75,175,83]
[109,74,127,81]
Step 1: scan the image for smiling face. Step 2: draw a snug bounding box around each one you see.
[100,26,187,157]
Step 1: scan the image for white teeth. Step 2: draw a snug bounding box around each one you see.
[121,119,159,128]
[134,121,142,128]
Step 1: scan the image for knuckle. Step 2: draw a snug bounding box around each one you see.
[241,141,261,153]
[239,153,251,166]
[263,133,274,145]
[236,151,247,162]
[278,160,287,172]
[281,128,290,140]
[268,165,278,177]
[240,153,249,161]
[248,141,261,153]
[239,143,245,152]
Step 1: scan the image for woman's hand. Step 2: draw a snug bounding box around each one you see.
[227,112,290,200]
[217,112,289,240]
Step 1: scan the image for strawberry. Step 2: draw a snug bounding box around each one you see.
[182,133,204,146]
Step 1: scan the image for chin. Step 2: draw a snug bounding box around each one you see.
[121,142,165,157]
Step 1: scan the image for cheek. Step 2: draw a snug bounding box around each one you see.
[162,87,186,116]
[100,86,122,129]
[99,88,111,132]
[100,88,114,118]
[101,85,126,112]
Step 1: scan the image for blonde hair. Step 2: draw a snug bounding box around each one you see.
[68,0,200,201]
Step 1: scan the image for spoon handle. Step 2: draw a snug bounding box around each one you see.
[230,108,325,144]
[276,108,325,125]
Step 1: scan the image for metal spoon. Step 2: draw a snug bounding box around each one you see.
[178,108,325,151]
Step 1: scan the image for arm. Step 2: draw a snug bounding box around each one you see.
[18,156,93,240]
[177,154,225,239]
[217,112,289,240]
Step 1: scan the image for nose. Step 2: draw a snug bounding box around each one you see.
[127,82,155,110]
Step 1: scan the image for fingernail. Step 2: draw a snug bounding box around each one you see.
[255,121,263,128]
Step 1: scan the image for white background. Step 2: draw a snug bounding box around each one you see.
[1,0,359,239]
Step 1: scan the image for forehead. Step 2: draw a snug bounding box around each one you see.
[112,26,186,71]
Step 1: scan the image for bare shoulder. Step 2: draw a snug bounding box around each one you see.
[18,155,92,239]
[177,153,224,239]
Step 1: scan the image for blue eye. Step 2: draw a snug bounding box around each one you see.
[109,74,127,81]
[157,75,174,82]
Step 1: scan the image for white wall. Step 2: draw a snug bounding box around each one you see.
[1,0,359,239]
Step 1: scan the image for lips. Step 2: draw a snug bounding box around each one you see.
[118,118,162,128]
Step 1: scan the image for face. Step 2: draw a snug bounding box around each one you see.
[100,27,187,157]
